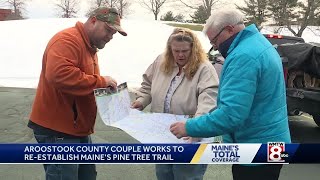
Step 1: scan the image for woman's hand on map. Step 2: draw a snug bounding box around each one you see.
[131,101,143,110]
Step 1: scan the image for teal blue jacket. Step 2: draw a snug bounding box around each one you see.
[186,25,291,143]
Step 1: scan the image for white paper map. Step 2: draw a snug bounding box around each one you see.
[94,83,219,143]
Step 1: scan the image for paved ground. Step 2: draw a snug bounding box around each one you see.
[0,87,319,180]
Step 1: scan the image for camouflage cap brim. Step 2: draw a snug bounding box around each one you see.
[107,23,127,36]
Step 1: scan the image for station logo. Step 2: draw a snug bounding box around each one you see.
[267,142,288,162]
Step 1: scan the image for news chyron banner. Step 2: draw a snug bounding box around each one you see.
[0,143,319,164]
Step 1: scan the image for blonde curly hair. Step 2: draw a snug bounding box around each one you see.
[161,27,208,79]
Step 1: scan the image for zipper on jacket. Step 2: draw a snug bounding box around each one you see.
[92,54,97,74]
[72,101,78,128]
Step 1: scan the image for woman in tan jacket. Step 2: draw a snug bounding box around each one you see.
[131,28,219,180]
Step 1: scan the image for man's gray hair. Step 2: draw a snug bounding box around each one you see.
[203,9,245,35]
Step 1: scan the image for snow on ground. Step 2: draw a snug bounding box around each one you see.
[0,19,319,88]
[0,18,210,88]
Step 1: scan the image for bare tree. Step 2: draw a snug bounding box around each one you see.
[268,0,298,26]
[86,0,131,18]
[179,0,219,17]
[104,0,132,18]
[268,0,320,37]
[102,0,117,7]
[139,0,168,20]
[115,0,131,18]
[55,0,79,18]
[86,0,108,17]
[290,0,320,37]
[92,0,108,7]
[1,0,29,19]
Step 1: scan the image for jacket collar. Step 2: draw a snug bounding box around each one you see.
[227,24,259,55]
[218,32,238,58]
[75,22,97,53]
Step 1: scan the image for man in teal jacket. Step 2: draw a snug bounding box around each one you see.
[170,9,291,180]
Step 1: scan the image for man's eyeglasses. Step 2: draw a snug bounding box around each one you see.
[209,27,226,45]
[209,22,244,45]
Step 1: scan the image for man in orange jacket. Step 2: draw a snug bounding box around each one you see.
[28,7,127,180]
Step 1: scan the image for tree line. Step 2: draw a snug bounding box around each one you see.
[236,0,320,37]
[0,0,217,22]
[1,0,320,37]
[0,0,131,19]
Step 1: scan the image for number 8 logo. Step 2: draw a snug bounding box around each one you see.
[269,146,282,161]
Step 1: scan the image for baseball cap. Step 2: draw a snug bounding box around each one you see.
[89,7,127,36]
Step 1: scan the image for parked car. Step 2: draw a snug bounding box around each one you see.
[208,34,320,127]
[208,47,224,79]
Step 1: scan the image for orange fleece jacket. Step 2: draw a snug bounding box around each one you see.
[30,22,107,136]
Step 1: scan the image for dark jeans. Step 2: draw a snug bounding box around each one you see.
[155,164,208,180]
[232,164,283,180]
[33,133,97,180]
